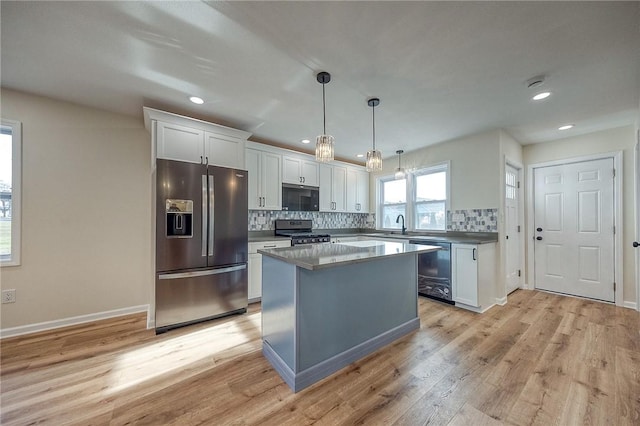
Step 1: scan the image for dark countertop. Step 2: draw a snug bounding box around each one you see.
[249,229,498,245]
[358,232,498,245]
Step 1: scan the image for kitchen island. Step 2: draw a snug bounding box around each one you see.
[258,240,440,392]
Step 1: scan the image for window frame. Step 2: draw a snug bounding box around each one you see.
[412,162,450,232]
[1,119,22,266]
[377,175,407,231]
[376,161,450,232]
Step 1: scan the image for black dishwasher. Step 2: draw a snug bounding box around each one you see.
[409,240,453,305]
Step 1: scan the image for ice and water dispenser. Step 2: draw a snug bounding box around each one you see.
[165,199,193,238]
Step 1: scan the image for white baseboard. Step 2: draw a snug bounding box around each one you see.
[0,305,150,339]
[623,301,637,310]
[496,296,507,306]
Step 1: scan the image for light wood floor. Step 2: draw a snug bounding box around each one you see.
[1,289,638,425]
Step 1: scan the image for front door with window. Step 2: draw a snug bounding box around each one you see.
[505,164,521,294]
[533,158,615,302]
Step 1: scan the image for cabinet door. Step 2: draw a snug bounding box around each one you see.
[332,165,347,212]
[205,132,244,169]
[248,253,262,300]
[246,149,261,209]
[452,244,479,307]
[301,160,319,187]
[282,156,302,184]
[356,169,370,213]
[319,164,333,212]
[261,152,282,210]
[346,168,358,213]
[156,121,204,163]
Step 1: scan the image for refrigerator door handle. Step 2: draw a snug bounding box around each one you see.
[208,174,215,256]
[201,174,207,257]
[158,264,247,280]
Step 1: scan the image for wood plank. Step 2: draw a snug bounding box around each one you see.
[0,291,638,425]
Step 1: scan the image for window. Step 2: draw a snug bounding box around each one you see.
[414,166,447,231]
[506,169,517,200]
[380,177,406,230]
[377,162,449,232]
[1,119,22,266]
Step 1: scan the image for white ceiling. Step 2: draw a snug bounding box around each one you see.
[2,1,639,162]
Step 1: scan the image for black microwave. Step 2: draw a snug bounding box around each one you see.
[282,183,319,211]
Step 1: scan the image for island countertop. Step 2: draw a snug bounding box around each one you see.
[258,240,440,271]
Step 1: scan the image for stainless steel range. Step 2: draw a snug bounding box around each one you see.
[274,219,330,246]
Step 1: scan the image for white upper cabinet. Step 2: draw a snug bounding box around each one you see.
[246,148,282,210]
[144,107,251,169]
[320,164,347,212]
[346,167,370,213]
[204,132,245,170]
[156,121,204,164]
[282,155,319,186]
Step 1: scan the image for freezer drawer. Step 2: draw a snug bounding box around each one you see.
[155,264,247,332]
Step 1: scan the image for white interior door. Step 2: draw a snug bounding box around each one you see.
[533,158,615,302]
[505,164,521,294]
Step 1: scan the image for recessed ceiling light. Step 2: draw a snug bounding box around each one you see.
[532,92,551,101]
[189,96,204,105]
[558,124,574,130]
[356,154,364,158]
[301,139,310,144]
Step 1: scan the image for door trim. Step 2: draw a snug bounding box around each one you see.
[526,151,623,306]
[503,157,524,297]
[635,138,640,311]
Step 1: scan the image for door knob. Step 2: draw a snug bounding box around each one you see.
[536,236,543,241]
[536,227,543,232]
[634,241,639,248]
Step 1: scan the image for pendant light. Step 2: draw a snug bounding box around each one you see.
[315,71,334,162]
[394,150,406,179]
[365,98,382,172]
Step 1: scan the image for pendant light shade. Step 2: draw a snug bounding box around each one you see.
[366,98,383,172]
[395,150,406,179]
[315,72,334,162]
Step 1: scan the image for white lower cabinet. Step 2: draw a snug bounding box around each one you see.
[452,243,496,312]
[248,240,291,301]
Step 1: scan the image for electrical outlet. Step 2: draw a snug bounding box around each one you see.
[2,289,16,304]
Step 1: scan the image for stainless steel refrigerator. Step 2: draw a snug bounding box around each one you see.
[155,159,248,333]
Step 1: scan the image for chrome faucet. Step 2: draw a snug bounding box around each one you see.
[396,214,406,235]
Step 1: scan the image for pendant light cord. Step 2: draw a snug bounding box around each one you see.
[322,83,326,135]
[372,105,376,150]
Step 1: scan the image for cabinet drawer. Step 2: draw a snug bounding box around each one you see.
[249,240,291,254]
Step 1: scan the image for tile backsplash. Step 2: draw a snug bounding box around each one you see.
[447,208,498,232]
[249,208,498,232]
[249,210,375,231]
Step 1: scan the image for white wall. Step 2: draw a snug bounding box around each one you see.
[0,89,152,330]
[523,125,637,306]
[369,129,502,211]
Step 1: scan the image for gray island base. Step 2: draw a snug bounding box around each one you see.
[259,240,440,392]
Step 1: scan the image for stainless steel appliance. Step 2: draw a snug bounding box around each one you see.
[274,219,330,245]
[282,184,319,211]
[155,159,248,333]
[409,240,453,305]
